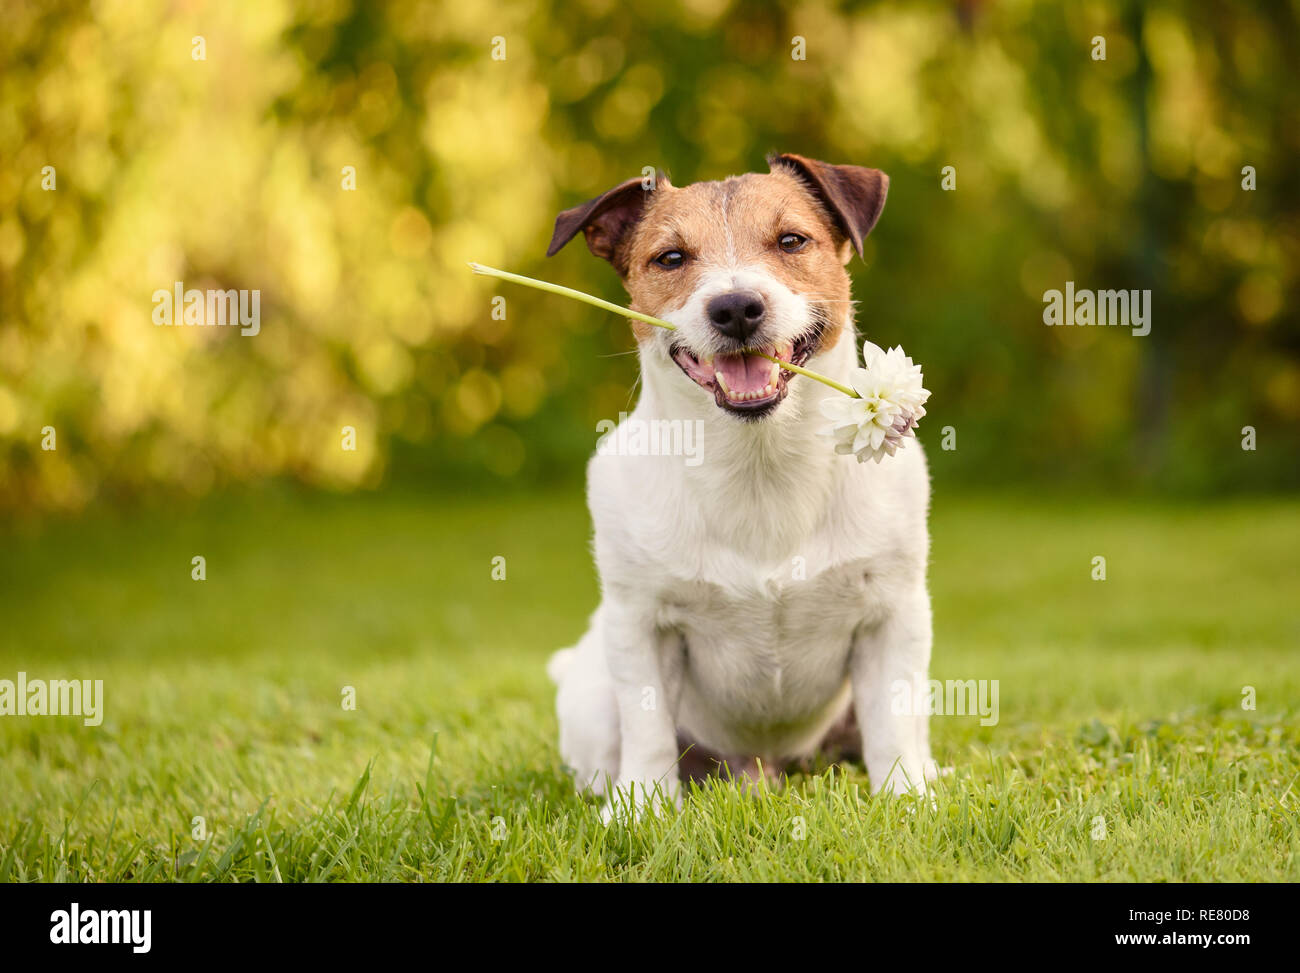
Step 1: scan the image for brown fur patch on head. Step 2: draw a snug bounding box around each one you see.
[768,154,889,259]
[618,169,858,347]
[547,159,888,349]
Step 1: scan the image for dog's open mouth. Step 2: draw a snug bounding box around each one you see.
[670,322,824,417]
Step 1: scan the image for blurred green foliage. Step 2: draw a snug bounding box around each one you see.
[1,0,1297,513]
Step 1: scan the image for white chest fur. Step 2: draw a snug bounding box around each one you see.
[657,553,884,755]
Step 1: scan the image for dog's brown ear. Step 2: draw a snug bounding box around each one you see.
[546,176,664,272]
[768,153,888,259]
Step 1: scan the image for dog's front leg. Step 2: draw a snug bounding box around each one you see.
[850,581,935,796]
[601,597,682,822]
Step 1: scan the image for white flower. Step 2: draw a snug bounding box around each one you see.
[819,341,931,463]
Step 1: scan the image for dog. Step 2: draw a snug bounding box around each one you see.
[545,154,938,817]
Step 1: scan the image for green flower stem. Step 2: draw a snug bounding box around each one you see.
[750,351,858,398]
[468,263,677,332]
[468,262,860,398]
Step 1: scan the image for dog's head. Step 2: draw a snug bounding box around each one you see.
[547,154,888,420]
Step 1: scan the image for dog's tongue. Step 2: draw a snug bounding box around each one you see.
[715,352,772,394]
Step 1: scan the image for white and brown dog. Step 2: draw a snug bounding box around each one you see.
[546,154,938,817]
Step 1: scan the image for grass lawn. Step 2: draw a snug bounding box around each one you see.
[0,485,1297,882]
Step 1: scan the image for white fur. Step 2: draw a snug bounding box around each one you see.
[550,263,937,817]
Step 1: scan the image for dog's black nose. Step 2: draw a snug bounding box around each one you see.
[706,290,766,342]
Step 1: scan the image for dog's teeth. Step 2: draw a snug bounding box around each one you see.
[715,371,729,395]
[768,361,779,383]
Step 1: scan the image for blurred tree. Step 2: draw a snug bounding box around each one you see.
[1,0,1296,514]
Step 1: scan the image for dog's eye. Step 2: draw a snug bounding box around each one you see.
[778,233,808,253]
[654,250,684,269]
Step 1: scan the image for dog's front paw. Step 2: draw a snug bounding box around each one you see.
[868,757,929,798]
[923,759,953,782]
[883,774,927,797]
[874,765,943,814]
[563,764,615,797]
[599,779,680,825]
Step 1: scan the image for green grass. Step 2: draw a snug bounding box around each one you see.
[0,485,1297,881]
